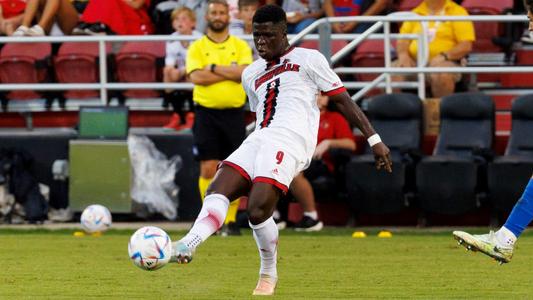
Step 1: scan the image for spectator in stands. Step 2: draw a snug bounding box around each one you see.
[394,0,475,97]
[229,0,257,36]
[266,0,323,34]
[322,0,392,33]
[186,0,252,235]
[0,0,26,35]
[176,0,209,33]
[163,7,202,130]
[12,0,84,36]
[229,0,258,56]
[74,0,154,35]
[277,94,356,231]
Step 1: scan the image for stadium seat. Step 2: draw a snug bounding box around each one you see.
[351,40,387,82]
[299,40,349,63]
[461,0,513,53]
[488,94,533,214]
[115,41,165,99]
[54,42,112,100]
[346,93,422,214]
[0,42,52,102]
[416,92,494,215]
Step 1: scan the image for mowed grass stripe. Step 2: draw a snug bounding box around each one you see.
[1,229,532,299]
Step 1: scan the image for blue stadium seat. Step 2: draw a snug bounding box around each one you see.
[346,93,423,214]
[416,92,494,215]
[488,94,533,214]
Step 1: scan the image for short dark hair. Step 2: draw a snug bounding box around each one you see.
[525,0,533,13]
[207,0,229,9]
[238,0,259,9]
[252,4,287,25]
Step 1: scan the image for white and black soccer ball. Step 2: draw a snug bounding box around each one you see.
[80,204,112,233]
[128,226,172,271]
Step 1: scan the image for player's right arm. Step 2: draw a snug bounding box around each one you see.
[329,92,392,172]
[307,51,392,172]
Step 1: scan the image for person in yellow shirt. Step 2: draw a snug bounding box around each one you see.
[394,0,475,97]
[186,0,253,235]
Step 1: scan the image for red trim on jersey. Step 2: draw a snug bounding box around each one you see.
[253,176,289,194]
[222,161,252,183]
[322,86,347,96]
[261,78,280,128]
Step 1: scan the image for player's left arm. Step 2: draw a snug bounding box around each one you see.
[329,92,392,172]
[439,41,472,61]
[209,64,249,83]
[211,40,253,83]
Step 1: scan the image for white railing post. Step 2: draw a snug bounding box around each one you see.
[98,40,108,105]
[384,21,392,94]
[318,22,332,64]
[417,35,426,99]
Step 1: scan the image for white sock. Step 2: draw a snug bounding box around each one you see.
[495,226,517,247]
[249,216,278,279]
[180,194,229,249]
[303,211,318,221]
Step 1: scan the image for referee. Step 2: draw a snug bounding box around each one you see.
[186,0,252,235]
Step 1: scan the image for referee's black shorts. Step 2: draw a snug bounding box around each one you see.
[192,105,246,161]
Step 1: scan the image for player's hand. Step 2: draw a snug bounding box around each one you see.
[332,23,343,33]
[313,140,331,159]
[397,53,416,68]
[287,12,303,24]
[372,142,392,173]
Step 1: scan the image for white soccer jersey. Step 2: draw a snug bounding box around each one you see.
[241,47,346,160]
[165,31,202,68]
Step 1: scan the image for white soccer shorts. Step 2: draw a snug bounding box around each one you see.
[223,129,308,193]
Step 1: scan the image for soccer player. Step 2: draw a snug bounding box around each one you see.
[453,175,533,264]
[452,1,533,264]
[171,4,392,295]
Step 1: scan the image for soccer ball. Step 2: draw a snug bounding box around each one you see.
[128,226,172,271]
[80,204,112,233]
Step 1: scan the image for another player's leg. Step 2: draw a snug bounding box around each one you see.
[248,182,283,296]
[290,173,323,232]
[454,175,533,263]
[171,166,249,263]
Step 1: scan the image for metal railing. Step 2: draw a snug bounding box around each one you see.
[0,14,530,111]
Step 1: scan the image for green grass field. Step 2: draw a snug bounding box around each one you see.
[1,228,533,299]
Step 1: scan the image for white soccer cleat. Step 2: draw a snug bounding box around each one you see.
[12,25,29,36]
[170,241,194,264]
[27,25,45,36]
[252,274,277,296]
[453,230,514,264]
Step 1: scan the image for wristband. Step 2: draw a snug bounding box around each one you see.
[210,63,216,72]
[367,134,382,147]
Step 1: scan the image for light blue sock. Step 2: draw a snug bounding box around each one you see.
[503,178,533,238]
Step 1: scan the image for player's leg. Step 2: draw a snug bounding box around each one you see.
[290,172,323,232]
[172,165,250,263]
[219,108,247,235]
[248,182,283,296]
[453,174,533,263]
[172,131,256,263]
[428,59,460,98]
[192,107,222,201]
[248,140,303,295]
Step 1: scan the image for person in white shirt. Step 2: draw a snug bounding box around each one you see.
[229,0,258,60]
[163,6,202,130]
[170,4,392,296]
